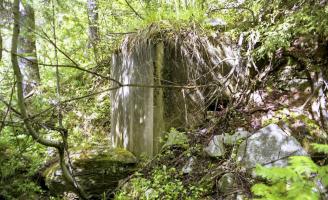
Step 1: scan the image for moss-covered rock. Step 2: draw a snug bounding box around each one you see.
[43,147,138,199]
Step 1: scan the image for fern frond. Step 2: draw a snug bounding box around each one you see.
[318,166,328,186]
[287,181,319,200]
[252,183,285,200]
[288,156,318,177]
[254,165,297,182]
[312,143,328,154]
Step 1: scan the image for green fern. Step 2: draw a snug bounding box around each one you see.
[252,144,328,200]
[312,143,328,154]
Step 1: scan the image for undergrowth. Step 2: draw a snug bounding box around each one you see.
[252,144,328,200]
[114,128,212,200]
[115,166,207,200]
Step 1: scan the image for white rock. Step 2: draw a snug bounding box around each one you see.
[204,135,225,158]
[236,124,307,168]
[224,129,250,145]
[182,157,196,174]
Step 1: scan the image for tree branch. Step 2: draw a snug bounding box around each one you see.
[2,47,120,84]
[0,96,21,116]
[124,0,144,20]
[0,81,16,134]
[51,1,87,197]
[208,6,256,24]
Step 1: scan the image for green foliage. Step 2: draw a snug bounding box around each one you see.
[312,143,328,154]
[142,2,206,27]
[262,108,325,139]
[252,144,328,200]
[98,0,207,44]
[1,0,111,197]
[115,165,206,200]
[254,1,328,57]
[162,128,189,149]
[0,130,47,199]
[207,0,328,58]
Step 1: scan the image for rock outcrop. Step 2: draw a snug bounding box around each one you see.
[43,148,137,199]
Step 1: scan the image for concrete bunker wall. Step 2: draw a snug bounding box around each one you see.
[110,41,205,157]
[110,32,242,157]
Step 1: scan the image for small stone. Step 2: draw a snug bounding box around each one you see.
[206,18,227,26]
[224,129,250,145]
[204,135,225,158]
[182,157,196,174]
[145,188,155,199]
[63,192,79,200]
[236,194,246,200]
[54,169,62,176]
[217,173,237,194]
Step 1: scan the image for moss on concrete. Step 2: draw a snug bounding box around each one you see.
[43,148,137,198]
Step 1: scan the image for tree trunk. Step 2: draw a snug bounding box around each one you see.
[0,29,2,62]
[18,2,40,95]
[0,0,3,62]
[87,0,99,50]
[11,0,87,198]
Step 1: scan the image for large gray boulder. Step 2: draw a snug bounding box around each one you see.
[43,148,137,198]
[236,124,307,168]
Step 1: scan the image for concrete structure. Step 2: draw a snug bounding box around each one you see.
[110,30,242,157]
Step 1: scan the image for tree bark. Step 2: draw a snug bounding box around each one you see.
[18,2,40,95]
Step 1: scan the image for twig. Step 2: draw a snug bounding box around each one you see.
[51,2,87,197]
[2,46,121,85]
[106,31,136,35]
[0,96,21,116]
[0,120,23,127]
[124,0,144,20]
[0,80,15,134]
[29,82,218,120]
[247,150,299,170]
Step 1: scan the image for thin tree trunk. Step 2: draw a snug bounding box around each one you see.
[87,0,100,61]
[18,2,40,95]
[11,0,87,198]
[0,29,2,62]
[11,0,61,150]
[87,0,99,43]
[0,0,3,62]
